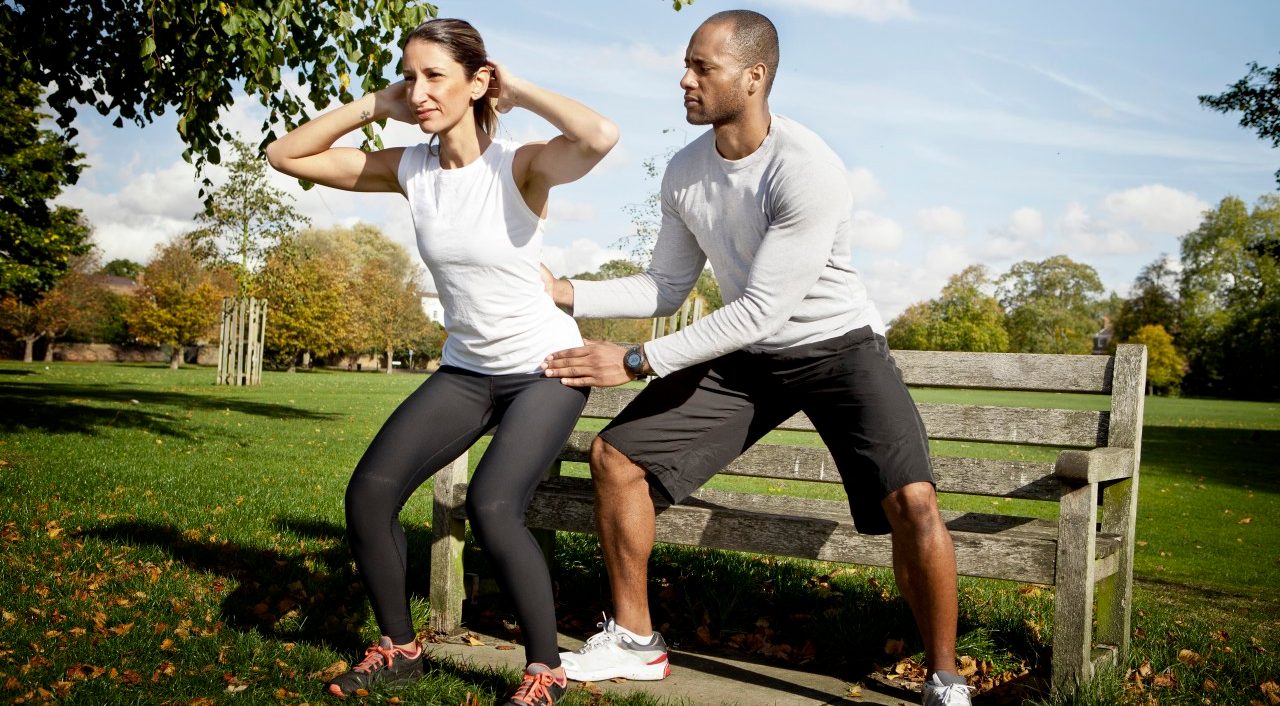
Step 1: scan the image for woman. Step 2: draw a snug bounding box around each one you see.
[266,18,616,705]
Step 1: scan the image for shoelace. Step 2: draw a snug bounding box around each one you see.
[352,643,398,673]
[932,683,974,706]
[510,671,557,705]
[576,621,622,653]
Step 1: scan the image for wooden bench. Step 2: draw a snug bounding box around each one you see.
[429,344,1147,689]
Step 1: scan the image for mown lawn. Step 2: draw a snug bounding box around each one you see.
[0,362,1276,705]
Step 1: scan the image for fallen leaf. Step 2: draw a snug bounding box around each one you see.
[1178,649,1201,666]
[495,645,516,651]
[1239,516,1253,524]
[307,660,348,682]
[466,635,486,647]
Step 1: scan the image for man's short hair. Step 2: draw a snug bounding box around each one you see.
[705,10,779,95]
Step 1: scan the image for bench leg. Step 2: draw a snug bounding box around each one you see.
[531,461,562,583]
[1053,482,1098,691]
[1095,474,1138,663]
[430,452,469,634]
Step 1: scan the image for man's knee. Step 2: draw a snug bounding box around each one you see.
[883,481,943,533]
[589,436,645,487]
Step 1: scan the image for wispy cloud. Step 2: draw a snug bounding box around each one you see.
[757,0,916,22]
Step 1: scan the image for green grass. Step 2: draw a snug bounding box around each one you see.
[0,362,1277,705]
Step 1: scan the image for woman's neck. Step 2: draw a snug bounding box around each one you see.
[435,121,491,169]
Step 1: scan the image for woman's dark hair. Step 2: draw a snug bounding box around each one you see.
[403,18,498,136]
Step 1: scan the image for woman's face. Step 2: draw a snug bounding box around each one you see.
[401,39,488,134]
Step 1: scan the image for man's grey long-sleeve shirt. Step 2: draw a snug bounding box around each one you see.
[570,114,884,377]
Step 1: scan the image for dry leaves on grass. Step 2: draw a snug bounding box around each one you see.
[307,660,348,682]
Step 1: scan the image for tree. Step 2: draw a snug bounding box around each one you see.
[31,256,109,361]
[352,262,431,373]
[0,41,91,303]
[187,139,308,291]
[1128,324,1186,395]
[996,255,1104,354]
[1178,195,1280,397]
[126,240,234,369]
[101,259,145,280]
[1111,256,1181,346]
[295,224,427,368]
[571,260,655,343]
[253,236,351,371]
[2,1,437,181]
[0,296,42,363]
[1199,55,1280,188]
[888,265,1009,352]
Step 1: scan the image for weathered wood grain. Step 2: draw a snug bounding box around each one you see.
[1054,447,1136,483]
[1052,482,1100,689]
[557,431,1074,499]
[891,350,1113,393]
[429,453,469,633]
[516,478,1123,586]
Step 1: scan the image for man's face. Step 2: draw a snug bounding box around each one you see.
[680,21,749,126]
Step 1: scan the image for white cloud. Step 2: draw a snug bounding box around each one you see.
[541,239,627,278]
[982,207,1044,259]
[1058,202,1143,256]
[850,210,904,252]
[915,206,966,237]
[759,0,916,22]
[1102,184,1209,234]
[846,167,885,206]
[860,242,974,320]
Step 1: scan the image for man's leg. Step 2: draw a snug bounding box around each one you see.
[588,436,656,636]
[883,481,958,674]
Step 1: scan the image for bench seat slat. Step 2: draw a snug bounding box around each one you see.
[892,350,1113,393]
[518,478,1122,586]
[558,431,1074,499]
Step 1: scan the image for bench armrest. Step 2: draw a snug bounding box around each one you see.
[1053,447,1136,484]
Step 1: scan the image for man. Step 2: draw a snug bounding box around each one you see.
[541,10,972,706]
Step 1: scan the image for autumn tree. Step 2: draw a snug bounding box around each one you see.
[1128,324,1186,395]
[126,240,234,369]
[3,1,437,180]
[31,256,110,361]
[0,296,42,363]
[353,262,432,373]
[1177,195,1280,397]
[0,31,91,303]
[101,259,145,280]
[1200,55,1280,188]
[253,236,351,371]
[888,265,1009,352]
[996,255,1105,354]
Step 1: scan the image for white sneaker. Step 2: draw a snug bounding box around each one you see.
[922,672,974,706]
[558,616,670,681]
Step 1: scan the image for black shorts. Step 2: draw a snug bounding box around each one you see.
[598,326,933,535]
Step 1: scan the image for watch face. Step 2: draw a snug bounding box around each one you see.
[625,350,643,370]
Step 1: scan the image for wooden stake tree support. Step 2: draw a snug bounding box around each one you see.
[650,296,704,340]
[216,297,267,386]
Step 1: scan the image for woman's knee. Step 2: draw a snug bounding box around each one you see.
[589,436,646,487]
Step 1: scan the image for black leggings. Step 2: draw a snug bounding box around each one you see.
[344,366,588,667]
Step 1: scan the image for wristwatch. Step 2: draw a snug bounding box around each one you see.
[623,344,648,379]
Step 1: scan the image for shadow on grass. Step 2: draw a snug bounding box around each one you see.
[0,381,340,438]
[0,368,33,376]
[81,517,435,656]
[1142,425,1280,493]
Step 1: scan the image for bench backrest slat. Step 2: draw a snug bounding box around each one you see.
[892,350,1113,393]
[558,431,1072,500]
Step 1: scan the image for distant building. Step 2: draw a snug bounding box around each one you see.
[421,292,444,325]
[1092,316,1113,355]
[96,274,141,296]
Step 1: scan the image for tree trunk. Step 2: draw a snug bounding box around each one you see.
[169,348,183,370]
[302,351,311,369]
[43,341,55,362]
[22,337,36,363]
[386,346,393,374]
[287,352,296,373]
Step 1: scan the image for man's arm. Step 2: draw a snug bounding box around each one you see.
[544,160,851,385]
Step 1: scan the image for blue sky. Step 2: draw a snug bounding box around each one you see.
[58,0,1279,319]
